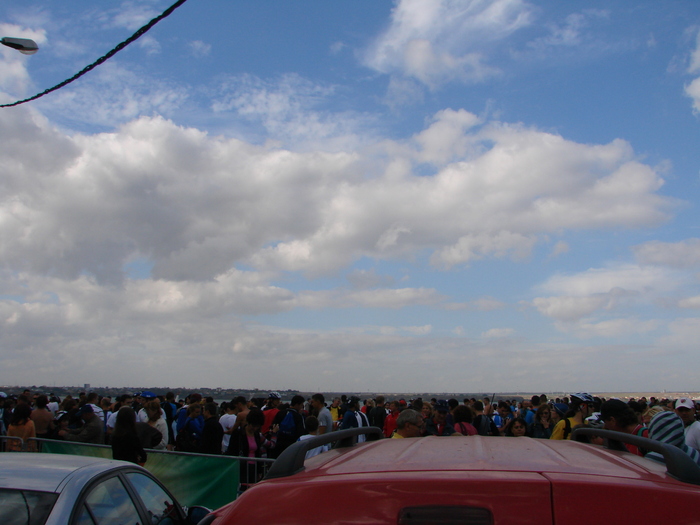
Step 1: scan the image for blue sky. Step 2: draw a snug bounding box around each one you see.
[1,0,699,393]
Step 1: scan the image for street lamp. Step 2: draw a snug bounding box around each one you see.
[1,37,39,55]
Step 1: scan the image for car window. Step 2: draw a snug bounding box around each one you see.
[125,472,182,525]
[0,489,58,525]
[73,476,141,525]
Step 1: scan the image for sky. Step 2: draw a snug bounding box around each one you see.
[1,1,699,394]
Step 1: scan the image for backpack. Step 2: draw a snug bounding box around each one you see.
[175,421,198,452]
[277,410,296,439]
[476,415,492,436]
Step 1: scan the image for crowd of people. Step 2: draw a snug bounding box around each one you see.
[2,389,700,480]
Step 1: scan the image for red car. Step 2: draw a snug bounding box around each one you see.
[201,427,700,525]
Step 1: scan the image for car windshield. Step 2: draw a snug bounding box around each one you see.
[0,489,58,525]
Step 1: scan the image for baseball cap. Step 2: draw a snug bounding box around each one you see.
[676,398,695,410]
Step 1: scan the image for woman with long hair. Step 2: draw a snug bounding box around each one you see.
[7,403,36,451]
[452,405,478,436]
[111,406,147,465]
[145,400,168,450]
[529,405,553,439]
[227,408,277,492]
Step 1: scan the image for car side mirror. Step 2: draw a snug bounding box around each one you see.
[187,505,211,525]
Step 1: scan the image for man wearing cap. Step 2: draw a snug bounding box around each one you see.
[262,392,282,434]
[59,404,104,444]
[425,400,457,436]
[675,398,700,452]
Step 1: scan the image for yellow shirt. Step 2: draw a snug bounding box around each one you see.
[391,432,405,438]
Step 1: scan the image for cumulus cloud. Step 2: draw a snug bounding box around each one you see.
[633,238,700,268]
[1,107,675,289]
[481,327,514,338]
[532,263,683,325]
[686,30,700,112]
[363,0,532,87]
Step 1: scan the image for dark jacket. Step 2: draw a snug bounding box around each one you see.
[200,416,224,455]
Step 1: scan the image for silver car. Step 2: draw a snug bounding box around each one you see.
[0,453,208,525]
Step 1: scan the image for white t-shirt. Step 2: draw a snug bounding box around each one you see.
[685,420,700,452]
[298,434,329,459]
[219,413,237,453]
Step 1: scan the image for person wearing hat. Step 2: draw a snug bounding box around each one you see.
[59,404,104,444]
[261,392,282,434]
[550,393,595,440]
[425,400,457,436]
[599,399,648,456]
[675,398,700,452]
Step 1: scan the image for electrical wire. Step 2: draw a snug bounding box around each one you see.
[1,0,190,108]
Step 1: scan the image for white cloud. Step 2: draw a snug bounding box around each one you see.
[633,239,700,268]
[686,77,700,114]
[527,10,609,51]
[537,264,676,297]
[0,108,675,288]
[481,327,514,338]
[36,62,189,128]
[686,30,700,113]
[189,40,211,58]
[363,0,532,86]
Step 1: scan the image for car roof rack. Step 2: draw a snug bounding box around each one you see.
[264,426,383,480]
[572,427,700,485]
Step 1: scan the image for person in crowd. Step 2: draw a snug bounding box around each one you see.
[421,402,433,421]
[550,393,595,440]
[383,401,401,438]
[261,392,282,434]
[599,399,648,456]
[30,394,54,439]
[219,400,238,453]
[452,405,478,436]
[176,393,203,434]
[675,398,700,452]
[492,401,514,436]
[425,400,457,436]
[551,403,568,427]
[145,400,168,450]
[59,404,104,444]
[200,402,224,455]
[271,395,306,458]
[329,397,344,431]
[6,403,36,451]
[227,408,278,492]
[161,392,178,447]
[298,416,329,458]
[311,393,333,435]
[176,403,202,452]
[85,392,105,423]
[524,396,541,425]
[642,405,666,426]
[111,406,147,465]
[529,405,553,439]
[646,411,700,467]
[340,396,370,442]
[504,417,529,437]
[368,395,387,438]
[392,409,424,439]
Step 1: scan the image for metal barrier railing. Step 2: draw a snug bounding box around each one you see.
[4,436,274,495]
[0,435,25,452]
